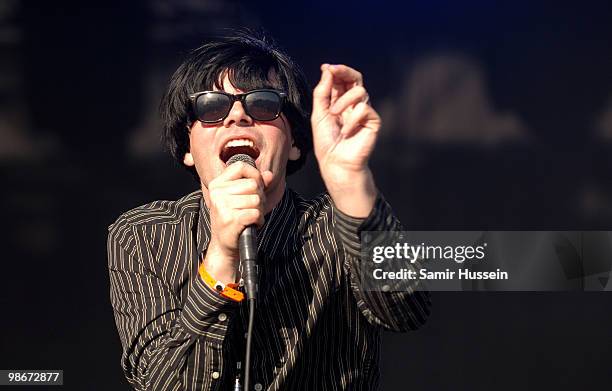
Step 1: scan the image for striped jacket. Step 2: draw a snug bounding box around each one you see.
[108,187,430,390]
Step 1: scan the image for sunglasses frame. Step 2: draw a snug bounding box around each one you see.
[189,89,287,124]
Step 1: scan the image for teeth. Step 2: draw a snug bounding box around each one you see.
[224,139,254,149]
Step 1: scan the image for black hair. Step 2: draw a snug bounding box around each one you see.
[160,30,312,179]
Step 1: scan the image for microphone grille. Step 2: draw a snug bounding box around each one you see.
[226,153,256,168]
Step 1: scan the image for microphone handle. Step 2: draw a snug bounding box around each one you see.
[239,225,258,300]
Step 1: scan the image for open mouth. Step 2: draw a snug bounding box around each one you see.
[219,138,261,164]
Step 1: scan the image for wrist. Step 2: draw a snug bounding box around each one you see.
[202,240,239,284]
[324,168,378,218]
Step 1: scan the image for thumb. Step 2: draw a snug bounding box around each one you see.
[261,170,274,188]
[312,65,333,121]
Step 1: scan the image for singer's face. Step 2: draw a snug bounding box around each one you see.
[183,73,299,207]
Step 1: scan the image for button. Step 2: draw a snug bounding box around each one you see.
[211,371,220,379]
[218,313,227,322]
[254,383,263,391]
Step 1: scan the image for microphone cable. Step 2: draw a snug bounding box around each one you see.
[243,298,256,390]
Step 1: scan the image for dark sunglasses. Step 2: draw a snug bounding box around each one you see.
[189,89,287,123]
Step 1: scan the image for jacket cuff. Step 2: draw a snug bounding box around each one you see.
[333,193,397,258]
[179,271,239,343]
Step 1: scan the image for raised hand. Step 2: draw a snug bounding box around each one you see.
[311,64,381,217]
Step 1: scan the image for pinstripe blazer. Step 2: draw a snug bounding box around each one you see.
[108,187,430,390]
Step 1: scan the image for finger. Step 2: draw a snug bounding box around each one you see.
[340,102,380,137]
[224,194,264,210]
[216,161,263,183]
[330,85,367,115]
[312,65,333,119]
[328,64,363,86]
[214,178,263,195]
[239,209,264,228]
[331,76,345,107]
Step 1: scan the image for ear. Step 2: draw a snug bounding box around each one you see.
[288,139,301,161]
[183,152,195,166]
[183,124,195,166]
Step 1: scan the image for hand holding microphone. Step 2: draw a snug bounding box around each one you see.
[202,154,271,288]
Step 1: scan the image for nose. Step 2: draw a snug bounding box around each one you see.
[223,100,253,127]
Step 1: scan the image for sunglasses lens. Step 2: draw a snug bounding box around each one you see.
[195,93,232,122]
[244,91,282,121]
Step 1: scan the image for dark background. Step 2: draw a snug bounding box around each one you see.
[1,1,611,389]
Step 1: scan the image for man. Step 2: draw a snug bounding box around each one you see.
[108,32,430,391]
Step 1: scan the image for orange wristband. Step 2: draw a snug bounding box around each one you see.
[198,262,244,302]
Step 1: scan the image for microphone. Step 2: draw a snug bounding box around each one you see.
[226,154,259,301]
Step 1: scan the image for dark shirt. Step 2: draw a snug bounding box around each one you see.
[108,187,430,390]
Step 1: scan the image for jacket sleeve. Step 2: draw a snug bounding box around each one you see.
[332,193,431,332]
[107,216,238,390]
